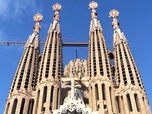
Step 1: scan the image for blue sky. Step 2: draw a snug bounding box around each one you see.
[0,0,152,113]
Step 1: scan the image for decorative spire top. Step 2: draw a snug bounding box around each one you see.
[109,9,119,18]
[33,13,43,22]
[89,1,98,19]
[49,3,62,32]
[25,13,43,48]
[52,3,62,21]
[53,3,62,11]
[33,13,43,33]
[89,1,101,31]
[109,9,120,30]
[109,10,127,45]
[89,1,98,10]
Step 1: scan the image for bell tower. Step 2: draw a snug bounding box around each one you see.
[110,9,151,114]
[88,1,114,114]
[33,3,63,114]
[4,13,42,114]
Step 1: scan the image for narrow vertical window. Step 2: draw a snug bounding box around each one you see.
[43,86,47,103]
[56,88,59,108]
[11,99,18,114]
[19,98,25,114]
[116,96,120,113]
[95,84,99,100]
[102,84,106,100]
[42,86,47,111]
[120,96,125,114]
[50,86,54,103]
[134,94,140,112]
[28,99,34,114]
[126,94,133,111]
[50,86,54,110]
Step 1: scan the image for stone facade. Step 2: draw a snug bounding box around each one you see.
[4,2,151,114]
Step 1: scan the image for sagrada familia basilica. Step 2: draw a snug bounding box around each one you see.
[4,1,151,114]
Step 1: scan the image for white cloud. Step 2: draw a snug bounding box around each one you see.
[0,0,38,20]
[12,0,37,16]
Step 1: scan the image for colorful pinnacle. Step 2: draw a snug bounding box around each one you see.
[33,13,43,22]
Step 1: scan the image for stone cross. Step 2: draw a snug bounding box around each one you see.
[63,79,81,99]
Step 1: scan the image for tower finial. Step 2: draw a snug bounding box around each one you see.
[53,3,62,11]
[109,9,120,30]
[89,1,98,19]
[50,3,62,31]
[109,9,127,45]
[33,13,43,33]
[52,3,62,21]
[89,1,100,30]
[89,1,98,10]
[33,13,43,22]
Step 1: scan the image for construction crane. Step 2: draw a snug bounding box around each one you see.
[0,41,88,47]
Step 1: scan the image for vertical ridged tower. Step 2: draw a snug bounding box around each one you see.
[3,1,152,114]
[33,3,63,114]
[88,1,114,114]
[110,9,151,114]
[4,13,42,114]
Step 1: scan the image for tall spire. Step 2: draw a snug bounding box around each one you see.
[34,3,63,114]
[4,13,42,114]
[88,1,114,113]
[89,1,102,33]
[110,9,151,114]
